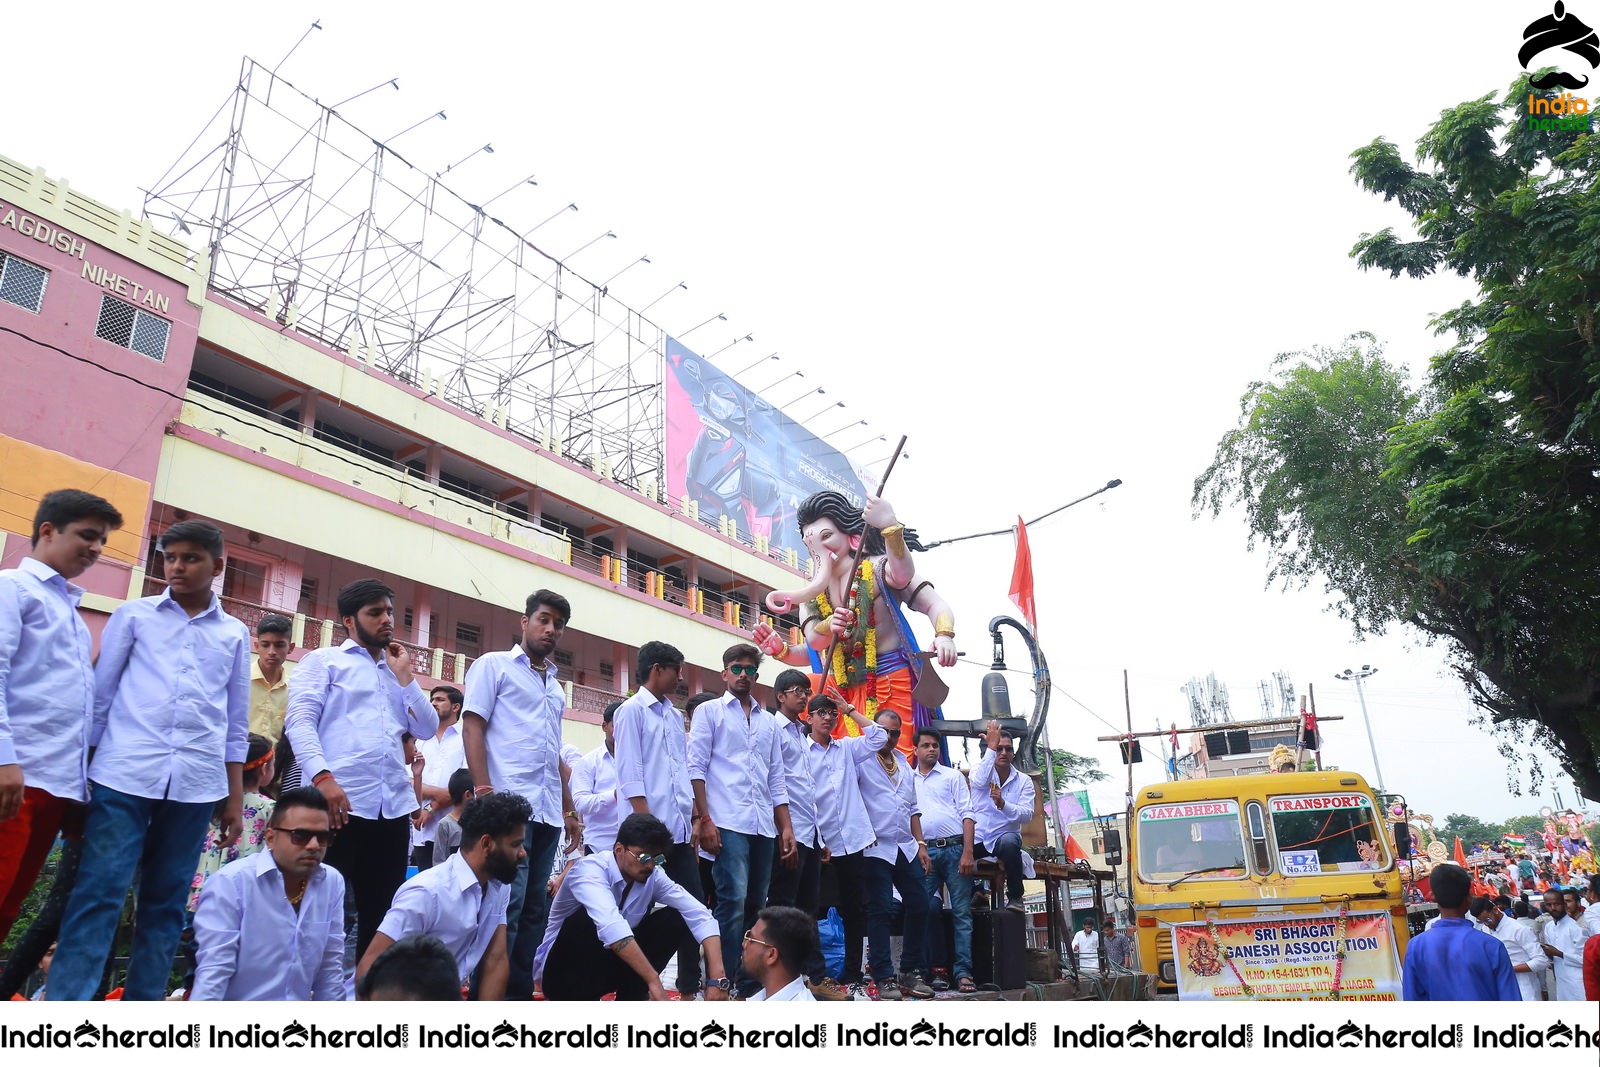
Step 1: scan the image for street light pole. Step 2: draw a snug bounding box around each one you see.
[1334,665,1384,792]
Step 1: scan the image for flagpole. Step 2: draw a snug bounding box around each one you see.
[1017,519,1070,861]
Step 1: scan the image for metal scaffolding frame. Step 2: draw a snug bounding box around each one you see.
[142,56,665,488]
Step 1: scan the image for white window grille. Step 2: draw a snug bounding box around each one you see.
[0,253,47,312]
[95,294,169,360]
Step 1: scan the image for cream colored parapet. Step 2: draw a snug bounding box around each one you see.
[196,300,803,591]
[174,393,572,567]
[0,153,208,308]
[155,433,747,670]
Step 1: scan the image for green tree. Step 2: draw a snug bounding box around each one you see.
[1195,74,1600,801]
[1440,812,1509,850]
[1042,747,1108,797]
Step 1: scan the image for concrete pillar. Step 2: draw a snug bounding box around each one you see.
[413,583,434,645]
[268,557,304,614]
[613,530,629,589]
[425,444,442,486]
[299,390,319,432]
[613,640,631,694]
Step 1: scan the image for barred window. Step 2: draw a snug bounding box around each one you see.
[95,294,169,360]
[0,253,47,312]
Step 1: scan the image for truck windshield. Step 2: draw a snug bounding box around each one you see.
[1137,800,1247,882]
[1267,793,1392,875]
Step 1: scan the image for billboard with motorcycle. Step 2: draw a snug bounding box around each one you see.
[663,336,866,560]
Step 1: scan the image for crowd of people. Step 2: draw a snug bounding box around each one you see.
[0,488,1065,1003]
[1402,862,1600,1001]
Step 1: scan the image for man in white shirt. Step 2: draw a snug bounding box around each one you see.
[571,702,624,854]
[912,726,976,993]
[806,693,884,990]
[192,786,346,1000]
[612,641,703,998]
[0,488,121,946]
[689,643,796,995]
[1563,885,1598,938]
[535,812,730,1001]
[1540,886,1589,1000]
[51,520,250,1002]
[765,669,844,999]
[410,685,467,871]
[1585,875,1600,936]
[1072,916,1102,973]
[855,707,933,1000]
[284,577,438,964]
[1469,895,1548,1001]
[461,588,582,1000]
[357,790,530,1000]
[744,906,818,1001]
[969,718,1036,912]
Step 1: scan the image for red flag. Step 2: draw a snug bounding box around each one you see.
[1169,723,1179,753]
[1065,835,1091,863]
[1009,517,1037,633]
[1453,836,1467,867]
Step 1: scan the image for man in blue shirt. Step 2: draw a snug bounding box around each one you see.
[1402,862,1520,1001]
[0,489,122,946]
[286,578,437,964]
[50,520,251,1000]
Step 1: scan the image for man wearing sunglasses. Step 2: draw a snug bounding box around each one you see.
[536,812,728,1000]
[743,906,819,1001]
[689,644,795,995]
[191,787,346,1000]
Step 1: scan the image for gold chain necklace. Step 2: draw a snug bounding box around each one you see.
[286,878,308,906]
[876,750,900,779]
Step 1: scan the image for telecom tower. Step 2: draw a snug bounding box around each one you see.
[1181,673,1232,728]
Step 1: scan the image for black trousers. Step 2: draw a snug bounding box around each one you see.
[410,844,436,871]
[769,839,826,981]
[827,850,870,984]
[541,908,688,1000]
[663,842,706,995]
[325,814,410,961]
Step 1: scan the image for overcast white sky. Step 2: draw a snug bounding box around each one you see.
[5,2,1588,822]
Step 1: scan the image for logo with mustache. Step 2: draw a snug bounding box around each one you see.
[1521,2,1600,89]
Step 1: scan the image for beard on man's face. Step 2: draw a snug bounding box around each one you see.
[353,617,389,648]
[488,847,521,884]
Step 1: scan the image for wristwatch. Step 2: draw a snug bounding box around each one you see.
[705,976,733,992]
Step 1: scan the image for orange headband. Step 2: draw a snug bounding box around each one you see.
[244,750,274,772]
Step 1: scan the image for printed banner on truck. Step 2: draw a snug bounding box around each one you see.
[1171,911,1401,1001]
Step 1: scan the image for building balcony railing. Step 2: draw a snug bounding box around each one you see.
[143,577,472,683]
[136,580,721,706]
[174,393,574,569]
[178,387,808,578]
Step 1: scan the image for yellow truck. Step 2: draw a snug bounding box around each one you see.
[1130,770,1412,999]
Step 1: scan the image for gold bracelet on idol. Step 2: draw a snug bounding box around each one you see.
[880,523,907,555]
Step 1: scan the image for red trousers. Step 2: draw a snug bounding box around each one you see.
[0,787,75,943]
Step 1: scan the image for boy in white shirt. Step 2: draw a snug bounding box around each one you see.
[50,520,250,1001]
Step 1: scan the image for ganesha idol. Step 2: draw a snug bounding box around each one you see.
[753,491,956,762]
